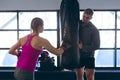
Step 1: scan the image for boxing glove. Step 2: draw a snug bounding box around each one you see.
[17,50,21,58]
[60,41,71,50]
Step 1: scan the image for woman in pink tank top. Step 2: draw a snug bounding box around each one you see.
[9,17,64,80]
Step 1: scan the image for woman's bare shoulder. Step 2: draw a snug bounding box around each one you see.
[19,35,29,45]
[19,35,28,41]
[38,36,49,43]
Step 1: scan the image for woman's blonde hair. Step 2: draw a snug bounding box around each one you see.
[31,17,44,32]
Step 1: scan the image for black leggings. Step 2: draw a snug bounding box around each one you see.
[14,68,34,80]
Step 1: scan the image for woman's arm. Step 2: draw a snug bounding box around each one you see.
[9,39,21,56]
[41,38,64,56]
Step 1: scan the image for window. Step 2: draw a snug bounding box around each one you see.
[0,11,58,67]
[0,10,120,69]
[116,11,120,67]
[0,12,17,67]
[92,11,116,67]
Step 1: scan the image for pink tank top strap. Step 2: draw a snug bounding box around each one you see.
[26,34,36,44]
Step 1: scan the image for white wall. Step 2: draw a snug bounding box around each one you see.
[80,0,120,10]
[0,0,61,10]
[0,0,120,10]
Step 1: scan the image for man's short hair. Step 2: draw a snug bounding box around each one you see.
[84,8,94,16]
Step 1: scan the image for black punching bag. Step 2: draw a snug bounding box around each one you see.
[59,0,80,69]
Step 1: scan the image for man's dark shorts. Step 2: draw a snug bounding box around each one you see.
[77,56,95,69]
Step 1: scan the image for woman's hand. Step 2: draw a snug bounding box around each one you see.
[78,43,83,49]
